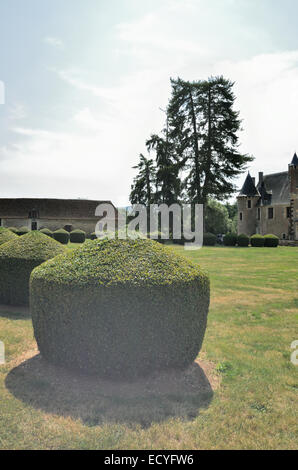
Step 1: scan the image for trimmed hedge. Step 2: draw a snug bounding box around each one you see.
[7,227,18,233]
[69,229,86,243]
[223,233,237,247]
[0,231,66,306]
[53,229,70,245]
[15,226,29,236]
[30,239,210,378]
[39,228,53,238]
[264,234,279,247]
[0,227,18,246]
[250,234,265,247]
[237,233,249,247]
[203,233,216,246]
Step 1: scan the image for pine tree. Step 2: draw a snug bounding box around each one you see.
[167,76,253,205]
[129,153,156,206]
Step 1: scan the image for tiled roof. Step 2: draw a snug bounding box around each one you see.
[0,198,116,219]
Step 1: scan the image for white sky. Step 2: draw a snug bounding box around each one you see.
[0,0,298,205]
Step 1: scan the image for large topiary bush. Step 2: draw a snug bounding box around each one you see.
[53,229,70,245]
[223,232,237,246]
[264,234,279,247]
[39,228,53,238]
[15,226,29,236]
[30,239,210,378]
[250,234,265,247]
[0,231,66,306]
[237,233,249,247]
[203,233,216,246]
[69,229,86,243]
[0,227,18,246]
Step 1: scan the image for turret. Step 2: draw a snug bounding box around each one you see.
[237,172,260,236]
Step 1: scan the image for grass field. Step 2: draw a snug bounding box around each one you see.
[0,245,297,449]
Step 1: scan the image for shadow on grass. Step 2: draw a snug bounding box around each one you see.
[6,354,214,428]
[0,304,30,319]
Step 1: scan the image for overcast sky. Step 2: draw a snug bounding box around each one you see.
[1,0,298,206]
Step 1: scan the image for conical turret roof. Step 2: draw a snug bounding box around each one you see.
[239,172,260,197]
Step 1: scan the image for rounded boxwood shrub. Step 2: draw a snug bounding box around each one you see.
[250,234,265,247]
[237,233,249,247]
[264,234,279,247]
[90,232,97,240]
[7,227,18,233]
[16,226,30,236]
[203,232,216,246]
[69,229,86,243]
[30,239,210,378]
[39,228,53,238]
[223,232,237,246]
[0,227,18,245]
[53,229,70,245]
[0,231,66,306]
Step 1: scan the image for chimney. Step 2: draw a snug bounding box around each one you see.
[258,172,263,184]
[252,177,255,186]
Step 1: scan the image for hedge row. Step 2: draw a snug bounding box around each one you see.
[30,239,210,378]
[220,233,279,247]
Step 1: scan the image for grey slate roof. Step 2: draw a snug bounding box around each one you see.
[239,173,260,197]
[291,152,298,166]
[0,198,116,219]
[256,172,289,205]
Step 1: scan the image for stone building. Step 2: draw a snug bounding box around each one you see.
[237,153,298,240]
[0,198,117,234]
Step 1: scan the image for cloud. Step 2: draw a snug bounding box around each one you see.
[44,36,64,49]
[8,103,27,120]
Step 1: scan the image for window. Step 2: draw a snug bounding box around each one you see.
[286,207,291,218]
[257,208,260,220]
[240,212,243,221]
[247,200,251,209]
[282,233,286,240]
[0,218,2,227]
[268,208,274,219]
[31,221,37,231]
[29,209,38,219]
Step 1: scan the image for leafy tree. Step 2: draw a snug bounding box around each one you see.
[167,76,253,205]
[204,199,230,234]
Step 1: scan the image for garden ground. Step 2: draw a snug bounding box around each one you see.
[0,245,297,449]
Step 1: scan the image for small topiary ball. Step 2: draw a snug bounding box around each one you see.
[223,233,237,246]
[30,239,210,378]
[39,228,53,238]
[264,234,279,247]
[0,227,18,246]
[237,233,249,247]
[70,229,86,243]
[53,229,70,245]
[0,231,66,306]
[250,234,265,247]
[15,226,30,236]
[203,233,216,246]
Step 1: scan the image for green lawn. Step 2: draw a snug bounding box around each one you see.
[0,246,297,449]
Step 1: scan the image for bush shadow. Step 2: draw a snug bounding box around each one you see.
[0,304,30,319]
[6,354,215,428]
